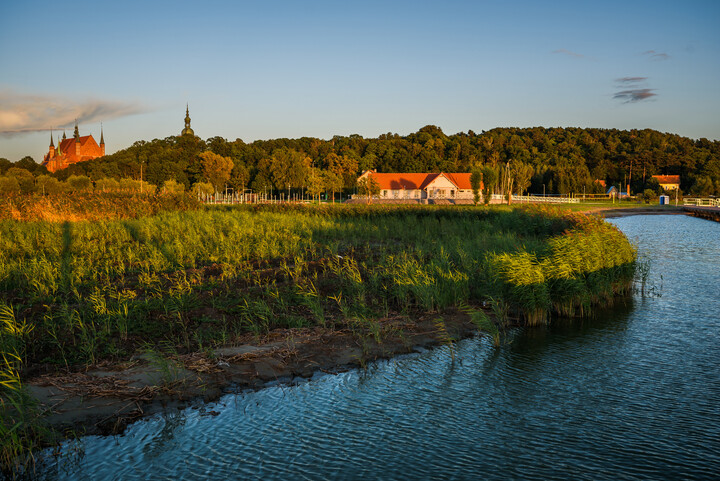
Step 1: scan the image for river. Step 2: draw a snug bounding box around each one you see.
[39,215,720,480]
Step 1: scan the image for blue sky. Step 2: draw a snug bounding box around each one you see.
[1,0,719,162]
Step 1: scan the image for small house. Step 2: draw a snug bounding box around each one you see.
[651,175,680,191]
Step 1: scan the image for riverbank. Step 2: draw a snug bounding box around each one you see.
[26,310,481,437]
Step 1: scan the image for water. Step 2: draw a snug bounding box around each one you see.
[40,215,720,480]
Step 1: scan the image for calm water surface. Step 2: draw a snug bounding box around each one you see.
[40,215,720,480]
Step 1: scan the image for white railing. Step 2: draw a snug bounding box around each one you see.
[199,192,324,205]
[683,198,720,207]
[497,194,580,204]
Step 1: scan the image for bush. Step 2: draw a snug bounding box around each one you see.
[35,175,63,195]
[162,179,185,194]
[0,177,20,195]
[4,168,35,194]
[65,175,93,192]
[192,182,214,196]
[95,177,120,192]
[642,189,657,204]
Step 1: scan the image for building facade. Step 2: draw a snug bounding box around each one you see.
[41,122,105,173]
[358,171,477,201]
[651,175,680,191]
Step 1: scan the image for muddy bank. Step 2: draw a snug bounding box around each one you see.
[27,311,480,439]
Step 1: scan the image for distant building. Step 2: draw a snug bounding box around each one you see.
[606,186,629,198]
[358,170,477,201]
[41,122,105,173]
[181,105,194,136]
[594,179,606,189]
[652,175,680,191]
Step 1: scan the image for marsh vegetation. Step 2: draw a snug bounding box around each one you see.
[0,202,636,475]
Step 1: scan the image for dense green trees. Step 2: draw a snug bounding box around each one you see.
[3,126,719,197]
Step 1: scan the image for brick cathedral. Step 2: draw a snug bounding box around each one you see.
[41,122,105,173]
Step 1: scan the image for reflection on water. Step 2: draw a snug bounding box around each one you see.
[39,215,720,480]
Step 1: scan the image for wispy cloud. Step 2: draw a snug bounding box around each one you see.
[613,77,656,103]
[613,89,657,102]
[616,77,648,83]
[642,50,670,61]
[552,49,584,58]
[0,90,146,135]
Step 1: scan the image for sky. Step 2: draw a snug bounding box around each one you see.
[1,0,719,162]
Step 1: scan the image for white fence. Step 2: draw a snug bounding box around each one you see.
[199,192,323,205]
[683,197,720,207]
[494,194,580,204]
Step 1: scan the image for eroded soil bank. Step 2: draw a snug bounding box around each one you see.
[27,311,480,439]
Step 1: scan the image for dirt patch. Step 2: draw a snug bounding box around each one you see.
[26,310,481,438]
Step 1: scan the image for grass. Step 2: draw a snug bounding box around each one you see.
[0,201,638,475]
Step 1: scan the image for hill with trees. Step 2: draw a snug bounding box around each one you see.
[2,126,719,197]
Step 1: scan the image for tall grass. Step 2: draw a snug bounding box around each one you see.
[1,303,47,478]
[0,204,636,367]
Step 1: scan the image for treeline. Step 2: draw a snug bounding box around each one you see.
[3,126,719,196]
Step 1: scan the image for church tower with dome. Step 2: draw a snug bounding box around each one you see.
[181,105,195,136]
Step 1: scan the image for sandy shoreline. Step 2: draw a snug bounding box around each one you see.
[27,311,479,439]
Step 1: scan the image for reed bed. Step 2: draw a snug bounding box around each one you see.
[0,192,201,222]
[0,204,636,367]
[0,203,636,475]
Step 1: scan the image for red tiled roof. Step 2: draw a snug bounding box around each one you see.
[367,172,474,190]
[443,173,473,190]
[367,173,433,190]
[652,175,680,184]
[44,135,103,169]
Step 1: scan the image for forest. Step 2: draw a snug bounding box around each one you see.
[2,126,719,196]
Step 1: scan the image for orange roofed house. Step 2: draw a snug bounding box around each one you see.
[42,122,105,173]
[357,171,478,203]
[651,175,680,191]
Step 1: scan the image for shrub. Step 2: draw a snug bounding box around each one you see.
[162,179,185,194]
[0,177,20,195]
[65,175,93,192]
[35,175,63,195]
[192,182,215,196]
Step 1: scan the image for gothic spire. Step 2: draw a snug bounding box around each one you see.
[62,130,67,140]
[74,120,80,141]
[100,123,105,145]
[50,128,54,147]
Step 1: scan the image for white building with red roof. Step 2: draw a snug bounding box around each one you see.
[357,171,478,202]
[651,175,680,191]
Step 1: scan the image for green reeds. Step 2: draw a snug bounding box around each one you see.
[0,303,48,478]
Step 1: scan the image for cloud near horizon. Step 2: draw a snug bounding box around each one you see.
[0,90,146,135]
